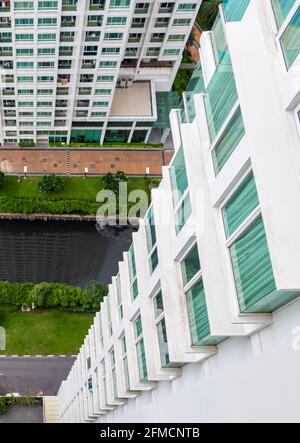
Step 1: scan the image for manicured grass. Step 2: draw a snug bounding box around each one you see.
[1,176,150,202]
[0,305,94,355]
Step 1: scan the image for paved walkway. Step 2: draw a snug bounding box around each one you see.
[0,148,174,176]
[0,357,75,396]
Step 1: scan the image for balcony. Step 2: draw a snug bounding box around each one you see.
[85,32,100,42]
[0,50,12,56]
[62,1,77,11]
[61,17,76,27]
[59,61,72,69]
[134,7,149,14]
[4,76,14,83]
[56,88,69,95]
[0,61,13,69]
[4,110,15,116]
[60,34,75,42]
[80,75,93,83]
[77,100,89,107]
[75,110,88,117]
[78,88,92,95]
[87,16,103,26]
[55,110,67,117]
[56,100,68,108]
[158,7,174,13]
[81,61,96,69]
[59,49,73,56]
[0,20,11,28]
[89,1,105,11]
[58,74,70,85]
[0,37,11,43]
[2,88,14,95]
[54,120,67,126]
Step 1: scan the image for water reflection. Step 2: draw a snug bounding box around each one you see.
[0,220,134,287]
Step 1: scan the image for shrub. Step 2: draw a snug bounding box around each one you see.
[18,140,35,148]
[38,175,64,193]
[0,172,6,189]
[0,397,41,415]
[103,171,128,195]
[0,280,108,312]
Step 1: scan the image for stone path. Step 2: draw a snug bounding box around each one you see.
[0,148,174,176]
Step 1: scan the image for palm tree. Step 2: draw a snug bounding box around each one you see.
[197,0,223,30]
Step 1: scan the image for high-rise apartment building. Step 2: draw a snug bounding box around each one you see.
[58,0,300,423]
[0,0,200,145]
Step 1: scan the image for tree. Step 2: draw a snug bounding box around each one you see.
[197,0,222,30]
[103,171,128,195]
[0,172,6,190]
[38,174,64,193]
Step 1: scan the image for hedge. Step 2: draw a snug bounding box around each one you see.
[49,142,163,149]
[0,280,108,312]
[0,397,42,415]
[0,196,99,215]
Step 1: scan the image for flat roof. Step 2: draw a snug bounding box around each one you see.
[110,81,153,117]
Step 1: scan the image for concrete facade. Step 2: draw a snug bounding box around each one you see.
[57,0,300,423]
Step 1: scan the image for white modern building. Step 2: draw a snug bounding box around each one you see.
[58,0,300,423]
[0,0,200,145]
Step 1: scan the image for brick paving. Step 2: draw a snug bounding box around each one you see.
[0,148,174,176]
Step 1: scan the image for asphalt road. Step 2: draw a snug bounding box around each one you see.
[0,357,75,396]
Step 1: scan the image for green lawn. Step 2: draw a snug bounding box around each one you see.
[0,305,94,355]
[2,176,150,201]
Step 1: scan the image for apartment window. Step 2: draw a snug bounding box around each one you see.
[128,33,142,42]
[153,290,170,367]
[87,377,93,392]
[19,111,33,117]
[110,348,118,398]
[95,88,111,95]
[18,89,33,95]
[99,60,118,68]
[163,48,180,56]
[37,89,53,95]
[93,101,109,107]
[16,48,33,56]
[115,274,123,321]
[16,61,34,69]
[121,336,130,390]
[109,0,130,8]
[37,121,51,126]
[169,146,191,234]
[61,16,76,27]
[87,357,91,370]
[85,31,101,41]
[133,315,147,381]
[159,2,174,12]
[131,17,145,27]
[17,76,33,82]
[177,3,196,11]
[15,18,33,27]
[135,2,149,13]
[172,18,191,26]
[97,75,114,82]
[38,33,56,41]
[91,111,106,117]
[80,74,94,82]
[38,18,57,26]
[37,101,53,107]
[99,315,104,349]
[37,111,52,117]
[222,172,278,313]
[271,0,297,28]
[101,47,120,54]
[37,76,54,82]
[104,32,123,40]
[125,47,138,56]
[212,107,245,174]
[16,34,33,41]
[145,205,158,274]
[38,1,58,9]
[59,46,73,56]
[167,34,185,41]
[128,244,138,301]
[83,45,98,56]
[60,31,75,41]
[90,0,105,9]
[150,33,164,42]
[279,7,300,69]
[0,33,12,43]
[18,101,33,107]
[14,2,34,10]
[19,120,33,126]
[106,16,127,25]
[38,48,56,56]
[107,297,113,336]
[87,14,103,26]
[38,61,55,68]
[62,0,78,9]
[154,17,170,27]
[146,47,160,56]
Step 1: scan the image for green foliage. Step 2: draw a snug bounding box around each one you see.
[48,142,163,149]
[18,140,36,148]
[0,172,6,189]
[197,0,222,30]
[0,397,41,415]
[0,280,108,312]
[172,68,193,97]
[38,174,64,193]
[0,196,99,215]
[103,170,128,195]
